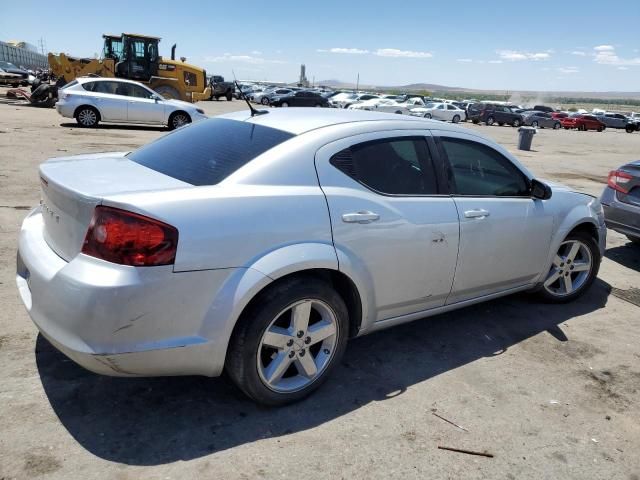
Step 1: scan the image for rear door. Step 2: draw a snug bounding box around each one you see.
[91,81,128,121]
[315,131,460,321]
[433,131,554,303]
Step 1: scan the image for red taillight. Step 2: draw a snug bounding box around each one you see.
[82,206,178,266]
[607,170,633,194]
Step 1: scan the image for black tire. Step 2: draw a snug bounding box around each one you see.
[626,235,640,244]
[531,121,539,128]
[214,96,221,101]
[226,92,233,101]
[498,122,504,126]
[452,114,460,124]
[512,118,522,127]
[395,110,403,114]
[226,276,349,406]
[75,106,100,127]
[537,232,601,304]
[261,97,270,105]
[154,85,180,100]
[281,101,289,107]
[625,125,636,133]
[597,126,603,132]
[168,111,191,130]
[553,122,561,129]
[424,113,432,119]
[486,116,495,126]
[472,119,479,124]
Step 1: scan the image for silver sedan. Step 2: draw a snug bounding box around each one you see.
[55,77,208,129]
[16,109,606,405]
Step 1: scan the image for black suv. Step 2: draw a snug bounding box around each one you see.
[467,103,524,127]
[270,90,329,107]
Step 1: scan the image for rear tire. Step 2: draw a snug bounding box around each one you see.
[226,276,349,406]
[531,121,539,128]
[226,92,233,101]
[512,118,522,127]
[424,113,432,119]
[553,122,561,129]
[261,97,270,105]
[537,232,601,304]
[452,114,460,123]
[281,102,289,107]
[486,116,495,126]
[75,106,100,127]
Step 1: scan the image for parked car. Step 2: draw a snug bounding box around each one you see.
[522,111,562,129]
[600,161,640,244]
[340,93,380,109]
[17,109,606,405]
[467,102,524,127]
[207,75,235,101]
[532,105,555,113]
[328,92,357,108]
[551,112,569,120]
[55,77,207,129]
[348,98,394,111]
[270,90,329,107]
[371,97,427,115]
[0,61,32,86]
[254,88,294,105]
[595,113,635,132]
[560,114,606,131]
[0,67,24,86]
[410,102,466,123]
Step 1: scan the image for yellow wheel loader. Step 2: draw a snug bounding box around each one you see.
[48,33,211,102]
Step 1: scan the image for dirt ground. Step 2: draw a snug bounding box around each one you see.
[1,90,639,480]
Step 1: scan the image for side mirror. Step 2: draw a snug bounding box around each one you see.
[531,179,552,200]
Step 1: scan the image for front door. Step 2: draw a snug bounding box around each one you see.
[434,132,554,303]
[122,83,165,124]
[315,131,460,322]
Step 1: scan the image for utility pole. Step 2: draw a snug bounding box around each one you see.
[356,73,359,92]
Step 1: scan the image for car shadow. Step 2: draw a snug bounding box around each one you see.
[59,122,167,132]
[36,279,610,466]
[605,242,640,272]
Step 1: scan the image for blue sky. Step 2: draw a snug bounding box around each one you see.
[3,0,640,92]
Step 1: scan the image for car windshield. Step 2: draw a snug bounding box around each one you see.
[128,118,295,186]
[0,61,18,69]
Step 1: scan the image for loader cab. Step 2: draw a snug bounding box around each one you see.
[115,34,160,82]
[102,35,123,62]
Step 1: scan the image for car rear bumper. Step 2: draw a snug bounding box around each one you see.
[16,208,240,377]
[55,101,74,118]
[601,187,640,238]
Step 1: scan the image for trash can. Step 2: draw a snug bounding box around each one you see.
[517,126,536,151]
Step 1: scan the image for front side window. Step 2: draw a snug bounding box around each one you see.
[440,137,530,196]
[330,137,438,195]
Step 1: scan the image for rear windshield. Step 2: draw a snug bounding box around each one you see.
[128,118,294,186]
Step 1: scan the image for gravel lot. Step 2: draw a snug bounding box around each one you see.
[1,91,639,479]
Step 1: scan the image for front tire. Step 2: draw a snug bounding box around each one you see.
[553,122,561,129]
[226,277,349,406]
[486,116,495,126]
[531,121,539,128]
[281,102,289,107]
[261,97,270,105]
[538,232,601,303]
[512,118,522,127]
[168,111,191,130]
[226,92,233,101]
[424,113,432,119]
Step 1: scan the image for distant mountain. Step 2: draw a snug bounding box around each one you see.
[317,79,640,100]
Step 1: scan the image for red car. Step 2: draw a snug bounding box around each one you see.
[560,114,606,131]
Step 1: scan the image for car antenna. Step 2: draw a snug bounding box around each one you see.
[233,71,267,117]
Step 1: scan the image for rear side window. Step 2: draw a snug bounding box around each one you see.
[440,137,530,196]
[128,118,294,186]
[330,137,438,195]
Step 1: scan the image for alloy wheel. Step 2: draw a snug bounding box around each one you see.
[172,113,189,129]
[257,299,339,393]
[543,240,593,297]
[78,109,97,126]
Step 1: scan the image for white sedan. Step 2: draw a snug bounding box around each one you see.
[55,77,208,129]
[410,102,466,123]
[375,97,426,115]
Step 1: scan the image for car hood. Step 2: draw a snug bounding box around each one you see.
[163,99,196,109]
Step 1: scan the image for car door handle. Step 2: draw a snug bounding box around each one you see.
[464,209,490,219]
[342,211,380,224]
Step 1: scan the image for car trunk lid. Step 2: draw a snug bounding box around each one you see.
[39,152,190,261]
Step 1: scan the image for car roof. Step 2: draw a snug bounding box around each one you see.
[218,107,473,136]
[76,77,148,86]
